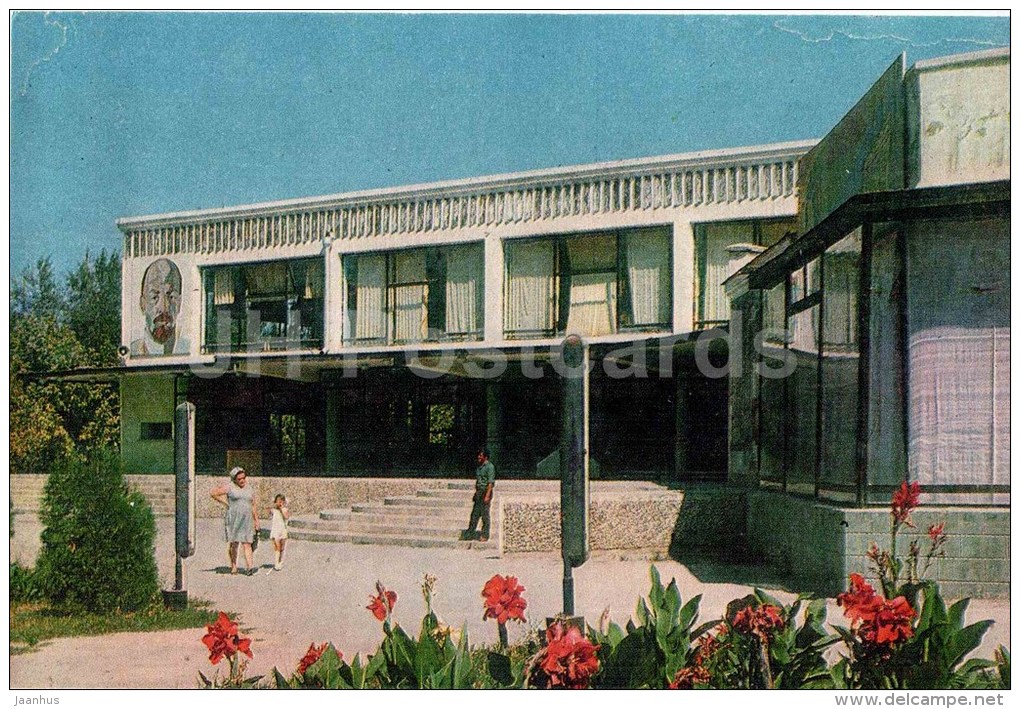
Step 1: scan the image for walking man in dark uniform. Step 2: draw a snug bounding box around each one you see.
[464,447,495,542]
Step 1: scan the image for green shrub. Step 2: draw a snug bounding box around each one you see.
[10,562,44,603]
[35,450,159,612]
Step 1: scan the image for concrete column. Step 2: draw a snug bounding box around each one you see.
[325,386,343,473]
[483,236,505,343]
[323,242,345,353]
[673,220,696,334]
[485,381,504,470]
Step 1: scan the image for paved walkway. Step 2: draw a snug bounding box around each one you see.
[9,514,1010,689]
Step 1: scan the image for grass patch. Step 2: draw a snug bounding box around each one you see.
[10,599,221,655]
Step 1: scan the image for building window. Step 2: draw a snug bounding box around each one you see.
[504,226,671,339]
[757,227,863,501]
[269,413,306,466]
[695,219,795,329]
[202,257,324,353]
[343,244,483,345]
[428,403,456,445]
[139,422,172,440]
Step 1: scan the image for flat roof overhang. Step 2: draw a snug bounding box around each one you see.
[24,332,730,385]
[738,179,1010,289]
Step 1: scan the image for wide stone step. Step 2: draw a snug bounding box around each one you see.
[321,511,470,527]
[346,504,468,519]
[293,518,472,540]
[416,488,476,499]
[383,496,472,509]
[288,528,495,550]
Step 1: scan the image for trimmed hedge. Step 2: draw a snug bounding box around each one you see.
[35,450,159,612]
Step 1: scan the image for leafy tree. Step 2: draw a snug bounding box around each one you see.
[11,257,64,320]
[9,310,81,473]
[65,249,121,365]
[9,254,121,473]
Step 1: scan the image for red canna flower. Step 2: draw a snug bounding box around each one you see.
[482,574,528,625]
[528,622,600,689]
[837,574,916,648]
[367,582,398,621]
[201,611,253,665]
[891,481,921,527]
[731,603,785,644]
[837,573,880,624]
[297,642,342,675]
[693,631,722,665]
[870,597,916,645]
[668,664,712,689]
[928,522,947,545]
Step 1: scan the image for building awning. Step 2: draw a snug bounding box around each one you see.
[728,179,1009,291]
[21,362,196,384]
[24,331,726,385]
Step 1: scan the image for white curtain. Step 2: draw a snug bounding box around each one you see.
[392,250,427,342]
[566,236,616,336]
[303,259,324,299]
[907,220,1010,489]
[566,272,617,336]
[762,281,786,345]
[355,253,386,341]
[245,262,288,297]
[624,229,670,326]
[701,223,752,323]
[505,240,555,335]
[445,245,482,336]
[214,268,235,306]
[790,305,820,355]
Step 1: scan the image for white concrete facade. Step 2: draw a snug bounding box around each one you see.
[116,140,813,366]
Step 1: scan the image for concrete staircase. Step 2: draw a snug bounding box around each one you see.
[288,481,497,551]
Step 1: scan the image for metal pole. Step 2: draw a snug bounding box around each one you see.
[562,564,575,615]
[559,335,589,617]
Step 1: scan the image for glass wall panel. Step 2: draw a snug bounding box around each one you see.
[505,239,557,338]
[786,306,819,496]
[203,257,324,353]
[867,226,907,493]
[758,281,787,486]
[504,226,673,340]
[565,234,617,336]
[620,228,671,329]
[820,230,861,499]
[344,244,484,345]
[905,217,1010,500]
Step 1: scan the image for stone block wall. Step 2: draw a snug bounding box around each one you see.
[9,474,449,519]
[748,489,1010,599]
[500,494,684,554]
[843,506,1010,600]
[194,475,448,519]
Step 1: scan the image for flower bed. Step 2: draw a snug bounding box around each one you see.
[197,484,1010,689]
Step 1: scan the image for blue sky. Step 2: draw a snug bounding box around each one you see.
[9,12,1009,276]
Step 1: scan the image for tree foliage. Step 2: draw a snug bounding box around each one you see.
[10,252,121,473]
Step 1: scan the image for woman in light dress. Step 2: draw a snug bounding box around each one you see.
[210,467,260,575]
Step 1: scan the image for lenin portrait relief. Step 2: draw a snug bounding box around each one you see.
[130,258,190,356]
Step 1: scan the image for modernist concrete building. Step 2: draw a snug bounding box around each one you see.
[114,141,807,481]
[727,48,1009,596]
[34,47,1007,596]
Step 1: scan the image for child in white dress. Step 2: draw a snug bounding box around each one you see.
[269,494,290,571]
